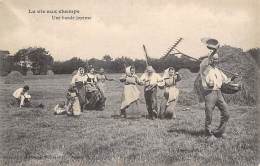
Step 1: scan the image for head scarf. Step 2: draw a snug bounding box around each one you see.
[77,67,85,76]
[125,66,135,76]
[163,67,175,78]
[146,66,155,73]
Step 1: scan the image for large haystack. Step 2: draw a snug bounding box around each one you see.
[194,46,257,106]
[178,68,193,80]
[193,75,205,103]
[4,71,24,84]
[47,70,54,76]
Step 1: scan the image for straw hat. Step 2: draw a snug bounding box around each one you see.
[201,38,220,49]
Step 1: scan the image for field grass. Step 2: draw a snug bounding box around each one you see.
[0,74,258,166]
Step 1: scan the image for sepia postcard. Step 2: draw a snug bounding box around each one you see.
[0,0,259,165]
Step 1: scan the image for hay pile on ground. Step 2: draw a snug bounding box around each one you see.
[47,70,54,76]
[177,90,199,106]
[194,45,257,106]
[72,70,78,76]
[4,71,24,84]
[26,70,33,76]
[178,68,193,80]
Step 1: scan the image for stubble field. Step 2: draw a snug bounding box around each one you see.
[0,74,258,166]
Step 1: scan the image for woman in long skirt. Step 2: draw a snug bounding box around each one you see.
[71,67,86,110]
[119,66,140,118]
[159,67,181,119]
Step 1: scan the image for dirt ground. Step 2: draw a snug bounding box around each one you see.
[0,74,258,166]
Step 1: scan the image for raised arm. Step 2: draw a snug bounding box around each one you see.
[119,74,126,82]
[175,72,181,82]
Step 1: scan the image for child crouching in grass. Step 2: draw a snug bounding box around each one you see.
[54,86,81,116]
[12,85,31,108]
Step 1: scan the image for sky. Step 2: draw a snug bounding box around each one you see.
[0,0,259,61]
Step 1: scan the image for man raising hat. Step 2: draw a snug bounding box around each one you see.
[199,38,237,140]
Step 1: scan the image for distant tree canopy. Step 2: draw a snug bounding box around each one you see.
[13,47,54,75]
[0,51,15,76]
[52,57,85,74]
[51,54,201,74]
[3,45,257,75]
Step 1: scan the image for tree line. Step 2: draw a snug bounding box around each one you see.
[2,46,258,76]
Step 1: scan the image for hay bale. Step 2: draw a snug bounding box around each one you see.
[193,46,257,105]
[26,70,33,76]
[72,70,78,76]
[4,71,24,84]
[47,70,54,76]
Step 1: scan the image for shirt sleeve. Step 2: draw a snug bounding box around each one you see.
[140,73,146,81]
[156,74,164,86]
[205,70,214,86]
[71,75,77,85]
[119,74,126,82]
[13,88,23,98]
[93,75,97,83]
[220,70,231,83]
[199,58,209,76]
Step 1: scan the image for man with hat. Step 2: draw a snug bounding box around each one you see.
[200,38,237,140]
[140,66,163,119]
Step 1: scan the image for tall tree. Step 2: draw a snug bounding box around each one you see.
[13,47,54,74]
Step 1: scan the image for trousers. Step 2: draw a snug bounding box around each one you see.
[204,90,229,136]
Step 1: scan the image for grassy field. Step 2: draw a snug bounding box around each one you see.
[0,74,258,166]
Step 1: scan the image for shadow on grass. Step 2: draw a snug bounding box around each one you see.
[110,114,143,120]
[167,128,206,137]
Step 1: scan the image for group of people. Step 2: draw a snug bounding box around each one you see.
[119,65,181,119]
[12,38,237,139]
[53,66,114,116]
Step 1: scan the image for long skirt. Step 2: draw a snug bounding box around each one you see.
[159,86,179,119]
[121,85,140,110]
[75,83,86,108]
[97,82,105,96]
[67,96,81,116]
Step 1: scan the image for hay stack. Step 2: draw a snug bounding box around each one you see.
[72,70,78,76]
[193,46,257,105]
[178,68,193,80]
[4,71,24,84]
[193,75,205,103]
[47,70,54,76]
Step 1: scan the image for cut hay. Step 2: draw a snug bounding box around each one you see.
[47,70,54,76]
[26,69,33,76]
[194,46,257,106]
[4,71,24,84]
[72,70,78,76]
